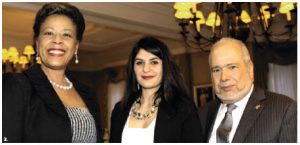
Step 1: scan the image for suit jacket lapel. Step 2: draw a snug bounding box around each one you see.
[23,64,68,117]
[116,103,131,142]
[154,102,172,142]
[206,99,221,142]
[232,87,266,142]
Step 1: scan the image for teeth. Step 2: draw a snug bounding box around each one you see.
[49,50,65,55]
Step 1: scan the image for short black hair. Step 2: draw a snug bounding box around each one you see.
[33,2,85,42]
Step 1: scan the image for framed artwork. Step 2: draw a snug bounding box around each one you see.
[193,84,215,108]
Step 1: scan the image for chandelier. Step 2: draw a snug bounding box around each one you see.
[173,2,297,52]
[2,45,40,73]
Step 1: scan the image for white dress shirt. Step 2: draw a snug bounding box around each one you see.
[209,85,254,143]
[122,117,156,143]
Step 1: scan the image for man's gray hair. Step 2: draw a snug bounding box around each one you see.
[209,37,252,64]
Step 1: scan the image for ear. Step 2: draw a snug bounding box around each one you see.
[35,40,39,53]
[75,42,79,54]
[248,60,254,81]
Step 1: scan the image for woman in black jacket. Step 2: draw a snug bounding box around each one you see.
[109,36,204,143]
[3,3,103,143]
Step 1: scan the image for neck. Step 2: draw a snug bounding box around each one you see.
[140,88,158,108]
[41,65,66,84]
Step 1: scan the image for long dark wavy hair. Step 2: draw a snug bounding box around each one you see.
[121,36,191,114]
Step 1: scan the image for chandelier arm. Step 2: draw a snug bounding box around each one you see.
[247,3,265,37]
[190,18,210,42]
[183,38,197,49]
[186,38,211,47]
[194,40,212,47]
[218,3,225,39]
[256,3,272,43]
[270,34,297,42]
[196,42,212,53]
[250,26,265,36]
[247,2,258,42]
[202,42,214,51]
[269,29,296,36]
[185,39,211,52]
[225,6,231,37]
[211,3,219,40]
[265,3,275,33]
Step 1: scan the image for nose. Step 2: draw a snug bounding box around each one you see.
[52,34,63,44]
[143,62,150,73]
[221,69,229,82]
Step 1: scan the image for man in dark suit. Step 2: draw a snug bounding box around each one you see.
[205,37,297,143]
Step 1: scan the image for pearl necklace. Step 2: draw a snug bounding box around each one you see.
[130,97,161,120]
[49,77,73,90]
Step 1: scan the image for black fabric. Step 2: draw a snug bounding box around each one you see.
[2,64,103,143]
[205,87,297,143]
[109,98,204,143]
[253,45,269,90]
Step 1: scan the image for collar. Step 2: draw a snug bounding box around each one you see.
[23,64,96,117]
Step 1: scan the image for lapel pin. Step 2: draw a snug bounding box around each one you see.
[255,104,263,110]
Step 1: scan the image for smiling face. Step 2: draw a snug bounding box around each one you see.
[134,49,163,91]
[36,14,79,70]
[209,40,254,104]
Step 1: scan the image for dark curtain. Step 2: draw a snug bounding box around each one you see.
[253,44,269,90]
[252,42,297,90]
[173,53,193,97]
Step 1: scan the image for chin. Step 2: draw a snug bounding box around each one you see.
[143,86,156,89]
[217,92,243,103]
[141,84,160,90]
[44,63,67,70]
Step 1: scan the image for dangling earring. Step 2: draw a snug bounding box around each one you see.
[137,83,140,90]
[36,49,39,61]
[75,53,79,64]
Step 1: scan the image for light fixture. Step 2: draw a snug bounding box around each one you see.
[2,48,9,63]
[8,46,19,58]
[2,45,36,72]
[19,56,29,69]
[23,45,35,60]
[205,12,221,32]
[240,10,251,23]
[279,2,295,21]
[195,11,205,32]
[173,2,297,52]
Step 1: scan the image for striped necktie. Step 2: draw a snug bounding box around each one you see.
[217,104,237,143]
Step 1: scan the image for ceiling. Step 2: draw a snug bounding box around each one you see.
[3,2,187,71]
[3,2,297,71]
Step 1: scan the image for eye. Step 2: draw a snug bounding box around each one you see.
[212,68,221,73]
[135,61,143,65]
[43,31,53,36]
[228,65,237,70]
[151,60,159,65]
[63,33,72,38]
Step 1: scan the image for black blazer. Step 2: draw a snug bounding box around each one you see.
[2,64,103,143]
[110,98,204,143]
[205,87,297,143]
